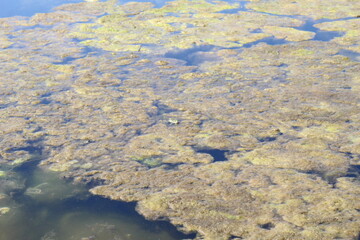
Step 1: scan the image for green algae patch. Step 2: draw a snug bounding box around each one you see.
[141,194,169,212]
[243,140,350,177]
[48,160,79,172]
[262,26,315,42]
[289,48,316,57]
[0,207,10,215]
[49,64,75,74]
[131,156,163,168]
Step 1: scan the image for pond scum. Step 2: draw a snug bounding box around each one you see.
[0,0,360,239]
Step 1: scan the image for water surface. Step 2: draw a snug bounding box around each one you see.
[0,162,194,240]
[0,0,86,18]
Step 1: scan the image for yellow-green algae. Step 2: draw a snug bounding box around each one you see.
[0,207,10,215]
[69,0,305,53]
[262,26,315,42]
[0,0,360,239]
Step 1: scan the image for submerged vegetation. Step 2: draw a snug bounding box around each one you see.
[0,0,360,239]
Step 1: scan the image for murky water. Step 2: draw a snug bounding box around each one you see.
[0,161,194,240]
[0,0,360,239]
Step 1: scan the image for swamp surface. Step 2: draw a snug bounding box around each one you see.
[0,0,360,239]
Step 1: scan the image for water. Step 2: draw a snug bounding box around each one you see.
[0,162,194,240]
[0,0,176,18]
[0,0,85,18]
[118,0,172,8]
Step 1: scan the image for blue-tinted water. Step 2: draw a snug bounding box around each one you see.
[0,161,195,240]
[0,0,85,18]
[118,0,172,8]
[0,0,175,18]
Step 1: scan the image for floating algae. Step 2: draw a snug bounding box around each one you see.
[0,0,360,239]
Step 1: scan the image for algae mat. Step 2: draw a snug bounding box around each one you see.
[0,0,360,239]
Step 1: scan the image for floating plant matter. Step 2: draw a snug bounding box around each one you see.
[0,0,360,239]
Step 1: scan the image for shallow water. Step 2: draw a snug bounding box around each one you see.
[0,0,86,18]
[0,0,360,239]
[0,162,194,240]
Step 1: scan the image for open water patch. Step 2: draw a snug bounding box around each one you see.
[153,101,178,115]
[338,49,360,62]
[0,161,195,240]
[242,36,288,48]
[313,30,344,41]
[295,19,345,41]
[196,149,229,162]
[117,0,175,8]
[164,45,218,66]
[216,1,248,14]
[0,0,86,18]
[345,165,360,178]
